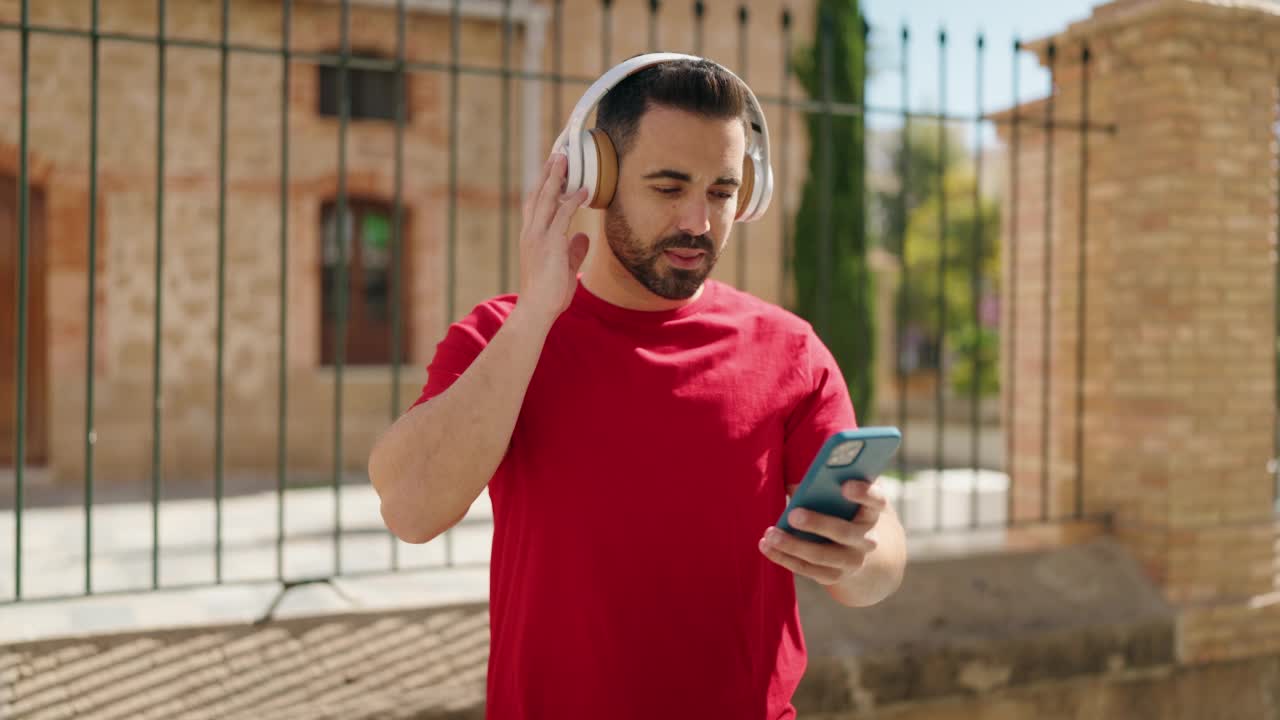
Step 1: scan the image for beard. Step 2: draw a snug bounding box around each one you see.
[603,199,723,300]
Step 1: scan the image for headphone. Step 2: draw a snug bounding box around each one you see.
[550,52,774,224]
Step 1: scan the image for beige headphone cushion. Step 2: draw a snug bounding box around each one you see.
[589,128,618,209]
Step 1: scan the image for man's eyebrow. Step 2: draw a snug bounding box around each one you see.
[641,169,741,187]
[641,169,692,182]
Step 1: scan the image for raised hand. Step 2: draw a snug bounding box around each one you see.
[517,152,591,323]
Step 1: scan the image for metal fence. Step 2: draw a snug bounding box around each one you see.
[0,0,1115,606]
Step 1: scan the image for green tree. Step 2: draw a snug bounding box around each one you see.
[789,0,875,418]
[901,168,1002,395]
[873,122,965,257]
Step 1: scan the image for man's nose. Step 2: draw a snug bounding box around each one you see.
[677,197,711,237]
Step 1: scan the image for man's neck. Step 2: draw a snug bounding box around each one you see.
[579,242,704,312]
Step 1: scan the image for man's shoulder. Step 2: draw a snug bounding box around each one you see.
[707,280,816,337]
[470,292,520,318]
[450,292,520,340]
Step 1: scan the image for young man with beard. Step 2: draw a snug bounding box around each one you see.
[368,55,906,719]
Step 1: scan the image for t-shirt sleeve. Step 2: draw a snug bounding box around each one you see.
[409,298,513,411]
[782,326,859,491]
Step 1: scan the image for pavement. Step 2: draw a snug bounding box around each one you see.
[0,485,493,645]
[0,470,1012,646]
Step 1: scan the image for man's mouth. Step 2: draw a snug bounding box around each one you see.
[664,249,707,269]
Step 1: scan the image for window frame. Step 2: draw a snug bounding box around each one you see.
[319,197,412,367]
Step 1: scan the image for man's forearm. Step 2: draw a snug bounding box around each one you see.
[827,503,906,607]
[368,303,557,543]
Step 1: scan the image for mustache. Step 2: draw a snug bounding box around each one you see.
[656,234,715,254]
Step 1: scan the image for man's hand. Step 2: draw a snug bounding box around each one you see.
[759,479,905,607]
[518,152,590,324]
[758,480,886,585]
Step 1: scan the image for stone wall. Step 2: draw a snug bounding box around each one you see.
[994,0,1280,675]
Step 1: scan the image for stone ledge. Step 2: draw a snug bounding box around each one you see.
[1,603,491,720]
[2,539,1181,719]
[794,539,1177,714]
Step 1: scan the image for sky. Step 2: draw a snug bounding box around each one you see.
[859,0,1101,149]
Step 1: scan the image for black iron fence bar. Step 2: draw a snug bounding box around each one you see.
[150,0,167,592]
[13,0,30,600]
[1074,44,1091,520]
[1040,42,1057,522]
[894,25,910,528]
[648,0,660,52]
[969,33,985,528]
[444,0,463,568]
[1007,37,1021,524]
[693,1,704,57]
[815,6,834,339]
[601,0,613,68]
[214,0,231,584]
[276,0,292,583]
[552,0,563,133]
[932,28,948,532]
[736,5,749,292]
[498,0,513,295]
[755,93,1110,130]
[84,0,101,595]
[333,0,353,576]
[776,8,793,315]
[447,0,461,328]
[0,504,1121,604]
[390,0,409,571]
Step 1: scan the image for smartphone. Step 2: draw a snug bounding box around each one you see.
[776,426,902,544]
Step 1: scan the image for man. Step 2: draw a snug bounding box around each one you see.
[368,56,905,719]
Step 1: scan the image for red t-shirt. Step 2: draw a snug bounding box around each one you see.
[411,278,856,720]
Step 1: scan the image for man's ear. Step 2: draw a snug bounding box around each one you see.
[568,233,590,273]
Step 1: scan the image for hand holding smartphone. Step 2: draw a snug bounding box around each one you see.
[776,427,902,544]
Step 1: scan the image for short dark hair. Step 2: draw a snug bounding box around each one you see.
[595,57,750,160]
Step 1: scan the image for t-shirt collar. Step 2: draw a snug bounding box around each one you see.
[570,276,717,327]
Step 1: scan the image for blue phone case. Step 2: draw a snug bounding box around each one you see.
[776,427,902,544]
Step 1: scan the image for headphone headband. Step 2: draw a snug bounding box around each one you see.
[551,53,773,223]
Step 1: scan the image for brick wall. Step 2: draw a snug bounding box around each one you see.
[995,0,1280,665]
[0,0,817,484]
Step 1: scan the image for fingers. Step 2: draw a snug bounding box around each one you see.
[770,517,876,563]
[530,153,570,233]
[842,479,888,511]
[841,480,887,527]
[764,480,891,585]
[759,530,848,585]
[547,187,588,241]
[787,506,879,550]
[522,153,557,226]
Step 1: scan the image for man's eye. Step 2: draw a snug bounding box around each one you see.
[711,191,734,200]
[654,187,681,195]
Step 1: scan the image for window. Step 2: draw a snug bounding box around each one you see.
[318,53,401,122]
[321,200,409,365]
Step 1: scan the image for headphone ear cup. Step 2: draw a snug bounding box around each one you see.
[576,129,598,206]
[736,154,756,221]
[588,128,618,209]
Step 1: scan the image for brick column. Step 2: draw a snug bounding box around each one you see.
[997,0,1280,663]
